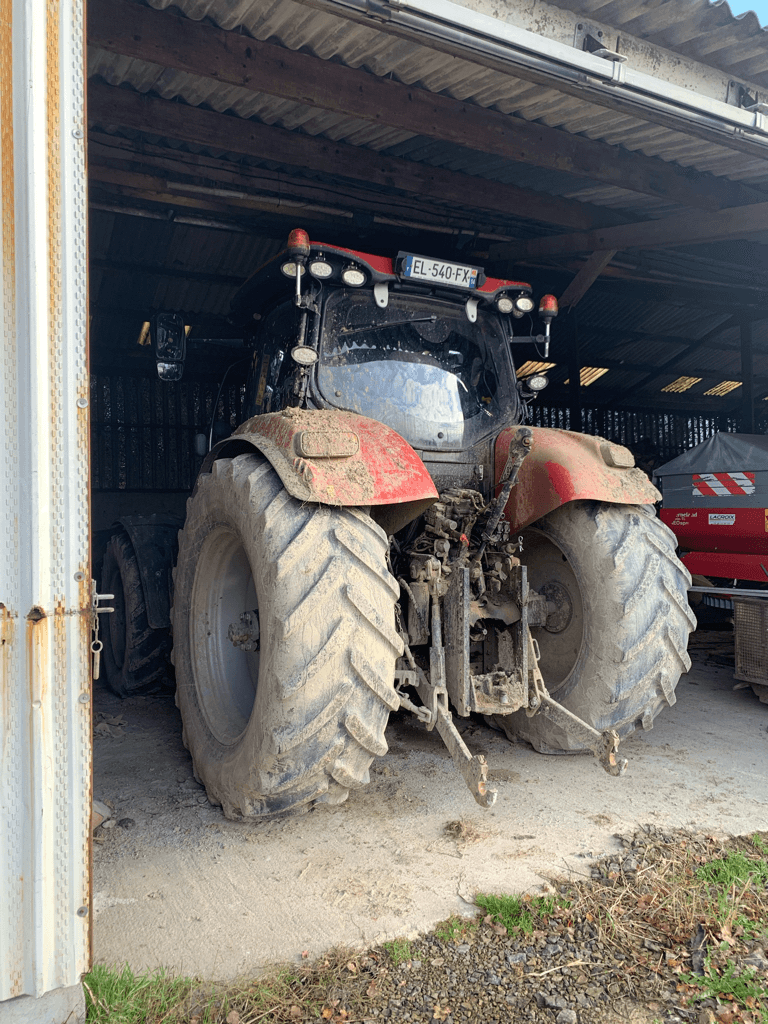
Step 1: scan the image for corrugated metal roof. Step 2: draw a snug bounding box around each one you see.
[87,28,768,220]
[544,0,768,87]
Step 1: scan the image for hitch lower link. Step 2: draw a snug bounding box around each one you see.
[394,630,626,810]
[396,641,498,810]
[526,635,628,777]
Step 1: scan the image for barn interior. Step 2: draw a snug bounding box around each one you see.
[86,0,768,540]
[77,0,768,977]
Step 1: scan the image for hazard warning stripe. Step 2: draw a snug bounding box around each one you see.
[692,471,755,497]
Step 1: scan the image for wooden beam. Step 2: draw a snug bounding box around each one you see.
[563,356,768,387]
[559,251,617,309]
[566,320,744,356]
[504,264,768,317]
[88,0,768,215]
[89,162,529,244]
[563,315,582,432]
[539,388,749,416]
[87,82,620,234]
[492,201,768,262]
[588,315,746,403]
[91,256,245,287]
[88,133,515,240]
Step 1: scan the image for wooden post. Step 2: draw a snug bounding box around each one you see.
[741,320,755,434]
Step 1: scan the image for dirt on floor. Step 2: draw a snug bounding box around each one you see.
[91,627,768,980]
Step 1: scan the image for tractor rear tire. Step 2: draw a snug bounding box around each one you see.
[100,532,172,697]
[494,501,696,753]
[171,453,403,820]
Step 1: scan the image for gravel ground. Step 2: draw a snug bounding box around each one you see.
[301,828,768,1024]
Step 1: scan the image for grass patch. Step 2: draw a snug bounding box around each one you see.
[83,949,375,1023]
[382,938,412,966]
[474,892,567,936]
[432,915,478,944]
[696,849,768,890]
[83,964,194,1023]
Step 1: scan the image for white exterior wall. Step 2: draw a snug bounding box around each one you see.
[0,0,91,1007]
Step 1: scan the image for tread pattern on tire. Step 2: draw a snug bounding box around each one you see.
[100,531,171,697]
[172,453,402,820]
[494,501,696,754]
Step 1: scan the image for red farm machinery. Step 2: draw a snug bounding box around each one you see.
[99,230,696,818]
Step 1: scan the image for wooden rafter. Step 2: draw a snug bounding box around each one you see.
[88,82,621,234]
[88,0,768,215]
[558,250,617,309]
[493,201,768,263]
[88,133,520,239]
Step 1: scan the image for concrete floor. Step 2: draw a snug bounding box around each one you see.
[91,627,768,980]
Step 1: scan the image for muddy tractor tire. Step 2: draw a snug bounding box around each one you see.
[100,531,172,697]
[171,453,403,820]
[494,501,695,753]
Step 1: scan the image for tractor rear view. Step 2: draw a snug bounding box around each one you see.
[101,229,695,818]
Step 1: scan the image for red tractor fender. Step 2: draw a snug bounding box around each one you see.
[496,426,660,532]
[202,409,438,535]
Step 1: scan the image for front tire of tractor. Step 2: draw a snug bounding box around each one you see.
[100,531,172,697]
[494,501,696,753]
[171,453,403,820]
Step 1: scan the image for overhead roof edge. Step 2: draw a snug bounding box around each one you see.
[534,0,768,89]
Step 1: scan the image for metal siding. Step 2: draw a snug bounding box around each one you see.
[0,0,90,1004]
[529,401,738,457]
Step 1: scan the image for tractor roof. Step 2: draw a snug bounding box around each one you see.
[230,237,532,324]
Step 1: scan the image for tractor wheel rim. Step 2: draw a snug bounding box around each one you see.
[522,528,585,691]
[190,525,259,746]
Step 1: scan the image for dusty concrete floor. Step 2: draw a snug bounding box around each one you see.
[91,627,768,980]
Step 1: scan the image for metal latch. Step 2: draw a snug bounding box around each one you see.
[91,580,115,680]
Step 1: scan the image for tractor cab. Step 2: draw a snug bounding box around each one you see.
[232,231,556,482]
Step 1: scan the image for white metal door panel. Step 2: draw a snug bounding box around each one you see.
[0,0,90,1002]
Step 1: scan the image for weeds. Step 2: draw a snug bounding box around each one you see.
[83,949,374,1023]
[559,827,768,1024]
[382,938,412,965]
[474,892,567,936]
[432,915,477,944]
[681,959,766,1009]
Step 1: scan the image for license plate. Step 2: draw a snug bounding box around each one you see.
[401,253,480,289]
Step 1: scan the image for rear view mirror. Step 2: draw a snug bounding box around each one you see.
[151,312,186,381]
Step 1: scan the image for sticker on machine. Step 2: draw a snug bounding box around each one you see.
[708,513,736,526]
[693,471,755,496]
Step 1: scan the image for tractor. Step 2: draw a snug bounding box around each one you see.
[100,229,695,817]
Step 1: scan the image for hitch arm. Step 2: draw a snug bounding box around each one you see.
[432,701,498,809]
[526,635,628,777]
[399,641,498,808]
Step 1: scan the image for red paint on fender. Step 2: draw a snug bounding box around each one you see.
[232,409,438,508]
[495,426,659,531]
